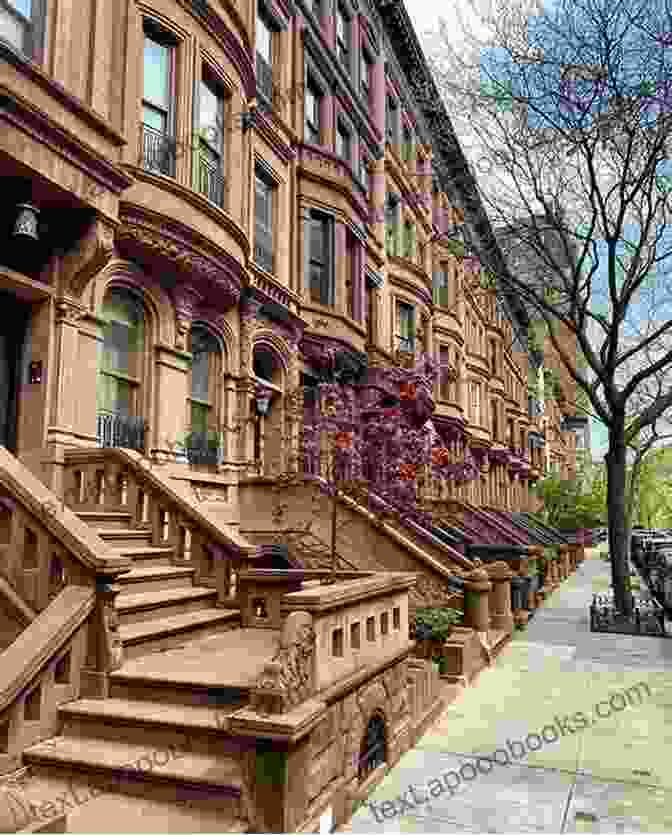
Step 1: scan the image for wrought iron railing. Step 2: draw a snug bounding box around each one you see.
[97,412,147,453]
[255,53,274,106]
[590,592,668,637]
[395,335,414,353]
[196,154,225,207]
[140,125,176,176]
[184,431,221,467]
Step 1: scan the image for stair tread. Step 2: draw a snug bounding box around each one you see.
[24,736,243,789]
[119,608,239,643]
[117,587,216,611]
[110,546,176,557]
[97,528,153,537]
[2,773,247,833]
[119,565,196,582]
[59,698,232,730]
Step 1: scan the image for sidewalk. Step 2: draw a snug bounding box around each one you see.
[343,548,672,833]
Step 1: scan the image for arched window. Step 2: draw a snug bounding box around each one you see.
[358,713,387,780]
[97,288,146,450]
[189,326,221,434]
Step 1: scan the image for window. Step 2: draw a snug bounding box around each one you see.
[196,76,225,207]
[361,50,372,102]
[336,4,350,72]
[433,268,449,307]
[386,95,399,147]
[366,616,375,641]
[142,28,174,175]
[98,289,144,420]
[385,195,399,257]
[332,628,344,657]
[470,381,481,424]
[439,346,451,400]
[393,607,400,630]
[380,611,389,635]
[256,5,274,105]
[254,168,275,273]
[336,121,351,162]
[0,0,43,57]
[304,78,322,144]
[365,281,375,343]
[308,210,334,305]
[395,301,415,353]
[492,399,499,440]
[402,220,415,260]
[188,327,220,438]
[346,231,356,319]
[350,621,361,649]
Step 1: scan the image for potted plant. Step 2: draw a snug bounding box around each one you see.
[412,607,462,663]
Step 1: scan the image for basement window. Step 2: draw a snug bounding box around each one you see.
[332,628,344,657]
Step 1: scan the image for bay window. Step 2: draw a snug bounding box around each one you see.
[196,76,225,207]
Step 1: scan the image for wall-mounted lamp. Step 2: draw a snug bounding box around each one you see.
[29,360,43,384]
[14,203,40,241]
[255,388,273,416]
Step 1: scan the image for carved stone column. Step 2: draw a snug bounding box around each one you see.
[80,574,126,698]
[463,568,491,632]
[487,561,514,633]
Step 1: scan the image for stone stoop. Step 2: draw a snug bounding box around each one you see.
[19,690,251,833]
[75,510,241,659]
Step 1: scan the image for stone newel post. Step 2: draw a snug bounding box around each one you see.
[487,561,514,633]
[463,568,492,632]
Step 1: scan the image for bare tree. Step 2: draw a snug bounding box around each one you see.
[422,0,672,613]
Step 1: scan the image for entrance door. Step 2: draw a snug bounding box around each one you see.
[0,291,29,453]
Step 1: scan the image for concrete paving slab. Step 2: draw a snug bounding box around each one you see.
[340,548,672,834]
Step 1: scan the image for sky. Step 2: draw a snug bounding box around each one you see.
[404,0,671,463]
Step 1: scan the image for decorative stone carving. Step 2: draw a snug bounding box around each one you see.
[250,611,316,714]
[173,286,203,351]
[116,213,243,311]
[55,297,87,325]
[59,217,116,298]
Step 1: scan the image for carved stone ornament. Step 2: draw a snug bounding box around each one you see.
[251,611,315,713]
[55,297,87,325]
[59,217,116,298]
[116,215,243,310]
[173,285,203,351]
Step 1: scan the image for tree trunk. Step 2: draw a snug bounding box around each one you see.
[605,426,634,615]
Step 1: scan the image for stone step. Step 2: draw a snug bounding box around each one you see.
[57,701,244,755]
[116,587,218,626]
[116,565,197,596]
[75,511,133,530]
[96,528,153,548]
[119,608,240,659]
[110,546,176,567]
[109,670,250,711]
[23,736,244,820]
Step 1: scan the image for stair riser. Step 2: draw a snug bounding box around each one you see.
[118,595,218,626]
[58,719,243,758]
[122,616,240,660]
[75,513,133,530]
[99,533,154,548]
[109,680,248,712]
[123,552,175,568]
[25,762,243,819]
[117,573,195,596]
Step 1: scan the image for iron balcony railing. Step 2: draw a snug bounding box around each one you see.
[196,154,225,208]
[396,335,415,353]
[255,53,274,107]
[140,125,176,176]
[97,411,147,453]
[185,430,221,467]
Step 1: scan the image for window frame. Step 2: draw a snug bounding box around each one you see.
[254,164,276,274]
[336,2,350,73]
[304,75,322,144]
[188,325,221,436]
[336,119,351,163]
[0,0,45,60]
[386,93,399,147]
[255,2,275,106]
[196,71,226,206]
[307,209,335,307]
[395,299,415,354]
[360,47,372,103]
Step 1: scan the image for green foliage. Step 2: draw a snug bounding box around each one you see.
[535,473,606,529]
[413,607,462,641]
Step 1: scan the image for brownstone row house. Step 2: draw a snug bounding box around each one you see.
[0,0,586,831]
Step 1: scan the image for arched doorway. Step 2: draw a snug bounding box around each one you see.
[97,288,147,451]
[358,712,387,780]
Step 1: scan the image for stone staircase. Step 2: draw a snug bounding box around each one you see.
[3,495,250,831]
[75,509,240,660]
